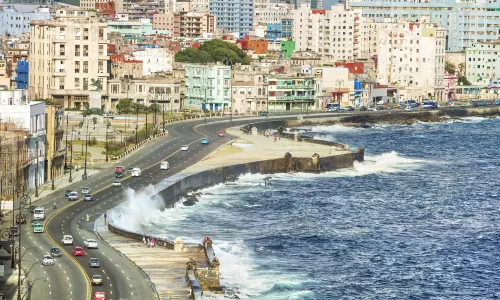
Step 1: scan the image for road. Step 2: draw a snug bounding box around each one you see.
[11,109,426,299]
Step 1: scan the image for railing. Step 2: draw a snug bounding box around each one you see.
[276,84,314,89]
[276,95,314,100]
[108,221,175,250]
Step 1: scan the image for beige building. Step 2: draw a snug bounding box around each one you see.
[231,62,273,113]
[106,78,182,112]
[376,19,446,102]
[109,56,143,80]
[153,13,175,32]
[29,9,109,109]
[173,12,216,38]
[45,105,65,181]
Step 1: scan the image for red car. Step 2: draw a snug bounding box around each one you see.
[72,246,85,256]
[217,130,225,137]
[94,292,106,300]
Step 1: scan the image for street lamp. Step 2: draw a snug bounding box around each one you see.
[105,121,109,162]
[336,79,344,105]
[69,126,74,183]
[83,120,89,180]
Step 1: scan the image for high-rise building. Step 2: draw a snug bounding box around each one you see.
[0,5,51,37]
[296,0,324,9]
[29,9,109,110]
[465,42,500,86]
[347,0,500,51]
[210,0,254,38]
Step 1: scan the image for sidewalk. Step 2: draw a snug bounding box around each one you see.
[95,215,204,300]
[0,259,29,300]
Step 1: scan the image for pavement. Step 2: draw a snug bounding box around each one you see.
[0,259,29,300]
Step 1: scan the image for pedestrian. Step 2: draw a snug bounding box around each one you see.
[142,233,146,244]
[147,238,151,247]
[104,212,107,224]
[151,238,155,248]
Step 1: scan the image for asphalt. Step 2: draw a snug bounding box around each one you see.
[6,109,419,300]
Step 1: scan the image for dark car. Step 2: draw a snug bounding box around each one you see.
[83,194,94,202]
[346,106,355,111]
[360,106,368,111]
[376,105,385,110]
[127,167,134,174]
[259,111,270,116]
[51,247,62,257]
[65,190,72,197]
[10,226,19,237]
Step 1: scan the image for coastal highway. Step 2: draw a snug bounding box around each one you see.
[21,110,406,299]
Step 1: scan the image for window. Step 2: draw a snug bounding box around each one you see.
[98,45,104,56]
[83,78,88,90]
[75,61,80,73]
[75,45,80,56]
[112,85,119,93]
[83,61,88,73]
[83,45,88,57]
[75,78,80,88]
[59,77,65,89]
[98,61,103,72]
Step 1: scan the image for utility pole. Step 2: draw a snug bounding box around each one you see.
[105,121,109,162]
[204,88,207,124]
[51,126,56,190]
[34,140,39,197]
[153,103,157,135]
[83,120,89,180]
[69,128,73,182]
[145,105,148,139]
[64,115,68,169]
[162,101,165,133]
[135,105,139,145]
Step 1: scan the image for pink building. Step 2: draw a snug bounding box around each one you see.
[444,72,458,100]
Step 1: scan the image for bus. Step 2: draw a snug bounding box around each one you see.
[33,207,45,220]
[33,223,44,233]
[115,166,124,178]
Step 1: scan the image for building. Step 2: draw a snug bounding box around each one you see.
[376,19,446,102]
[465,42,499,86]
[267,75,316,111]
[266,19,293,40]
[210,0,254,39]
[190,0,210,13]
[361,82,400,106]
[29,9,110,110]
[106,78,181,112]
[109,55,143,80]
[254,3,292,26]
[296,0,324,9]
[132,48,174,76]
[348,0,500,51]
[173,12,216,38]
[292,4,355,61]
[312,67,351,108]
[153,13,175,32]
[44,105,65,182]
[107,19,170,36]
[280,40,295,58]
[0,99,46,192]
[231,62,271,113]
[184,63,231,111]
[0,5,51,36]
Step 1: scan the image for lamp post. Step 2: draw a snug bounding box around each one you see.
[16,190,31,300]
[34,140,39,197]
[105,121,109,162]
[69,127,74,183]
[135,105,139,145]
[336,79,344,104]
[162,101,166,133]
[204,87,207,124]
[64,115,68,169]
[145,105,148,140]
[83,120,89,180]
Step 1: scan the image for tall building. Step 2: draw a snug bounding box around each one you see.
[465,42,500,86]
[184,63,231,111]
[347,0,500,51]
[293,4,355,61]
[29,9,109,110]
[210,0,254,38]
[173,12,216,37]
[296,0,324,9]
[376,19,446,102]
[0,5,51,37]
[267,75,316,111]
[45,105,65,182]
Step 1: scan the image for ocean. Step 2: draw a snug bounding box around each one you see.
[113,116,500,299]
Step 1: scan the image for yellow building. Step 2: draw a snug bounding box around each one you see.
[45,105,65,181]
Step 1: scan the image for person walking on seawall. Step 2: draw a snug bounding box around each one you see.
[151,238,155,248]
[142,233,146,244]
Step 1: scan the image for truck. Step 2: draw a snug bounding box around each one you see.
[115,166,124,178]
[33,207,45,220]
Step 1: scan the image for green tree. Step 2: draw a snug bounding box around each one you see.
[175,39,251,65]
[458,76,472,86]
[116,98,133,114]
[445,61,456,75]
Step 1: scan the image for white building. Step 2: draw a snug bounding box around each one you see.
[254,3,292,26]
[465,42,500,86]
[132,48,174,76]
[376,19,446,102]
[184,63,231,111]
[0,5,51,37]
[312,67,352,107]
[29,9,109,110]
[0,99,46,191]
[293,4,355,61]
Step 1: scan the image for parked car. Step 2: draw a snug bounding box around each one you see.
[91,275,103,285]
[72,246,85,256]
[112,180,121,187]
[89,258,100,268]
[259,111,269,117]
[217,130,225,137]
[84,239,99,249]
[376,105,385,110]
[181,145,189,151]
[83,194,94,202]
[42,255,54,266]
[51,247,62,257]
[201,138,209,145]
[360,106,368,111]
[368,107,377,111]
[10,226,19,237]
[346,106,355,111]
[16,216,26,224]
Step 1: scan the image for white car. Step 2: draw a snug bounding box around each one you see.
[112,180,121,187]
[181,145,189,151]
[82,187,91,194]
[42,255,54,266]
[61,235,73,245]
[131,168,141,177]
[84,239,98,249]
[160,161,169,170]
[68,191,78,201]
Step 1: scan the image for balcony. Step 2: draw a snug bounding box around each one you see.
[276,95,314,100]
[54,70,66,76]
[277,84,314,89]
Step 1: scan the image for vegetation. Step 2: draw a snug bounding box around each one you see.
[175,39,251,65]
[458,76,472,86]
[33,98,60,105]
[83,108,104,116]
[445,61,456,75]
[116,98,133,114]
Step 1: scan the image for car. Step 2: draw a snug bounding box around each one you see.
[68,191,78,201]
[217,130,225,137]
[376,105,385,110]
[360,106,368,111]
[405,107,415,112]
[82,187,91,194]
[127,167,134,174]
[201,138,209,145]
[181,145,189,151]
[325,107,337,112]
[42,255,54,266]
[83,194,94,202]
[72,246,85,256]
[346,106,355,111]
[94,292,106,300]
[446,102,455,107]
[84,239,98,249]
[131,168,141,177]
[15,216,26,224]
[10,226,19,237]
[61,235,73,245]
[160,161,169,170]
[368,106,377,111]
[32,220,42,227]
[91,275,103,285]
[89,258,100,268]
[495,100,500,106]
[259,111,270,117]
[65,190,72,197]
[112,180,121,187]
[51,247,62,257]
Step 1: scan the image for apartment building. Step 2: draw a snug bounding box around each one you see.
[153,13,175,32]
[173,12,216,37]
[109,55,143,80]
[190,0,210,13]
[29,9,109,110]
[296,0,324,9]
[133,48,174,76]
[254,3,292,26]
[45,104,65,181]
[210,0,254,38]
[465,42,499,85]
[231,62,272,113]
[376,19,447,102]
[184,63,231,111]
[292,4,355,61]
[0,5,51,36]
[348,0,500,51]
[267,75,316,112]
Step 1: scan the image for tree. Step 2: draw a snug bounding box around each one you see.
[175,39,251,65]
[445,61,456,75]
[458,76,471,86]
[116,98,133,114]
[90,78,102,91]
